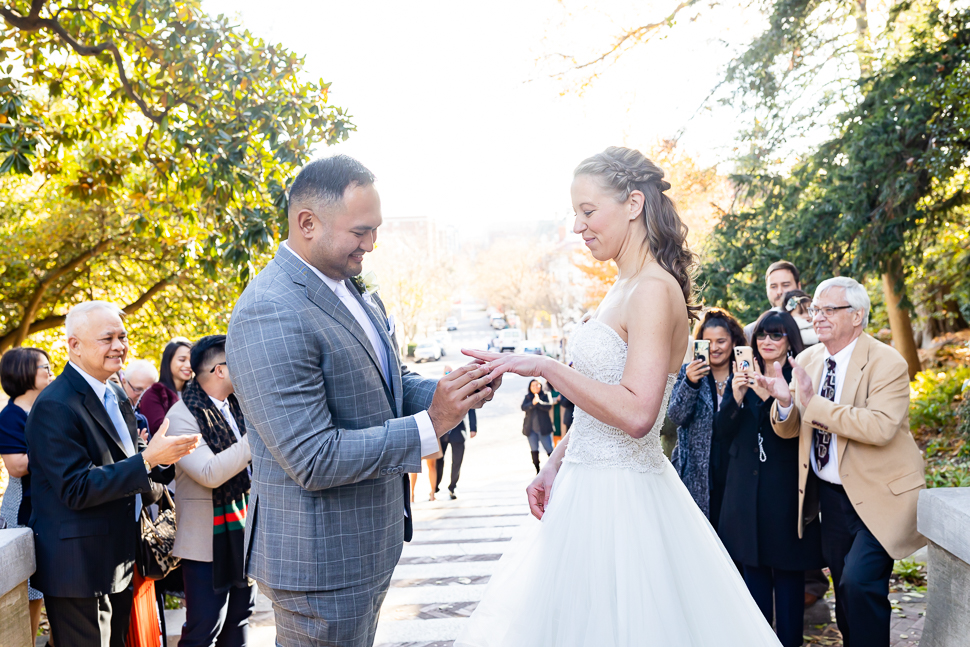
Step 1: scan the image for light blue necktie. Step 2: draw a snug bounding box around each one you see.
[103,387,142,519]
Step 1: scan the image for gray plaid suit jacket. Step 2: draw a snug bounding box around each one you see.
[226,244,437,591]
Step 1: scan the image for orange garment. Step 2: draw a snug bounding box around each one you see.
[127,569,161,647]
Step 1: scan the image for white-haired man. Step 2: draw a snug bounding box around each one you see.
[757,277,926,647]
[25,301,200,646]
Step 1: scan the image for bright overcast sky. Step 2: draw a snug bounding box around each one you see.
[204,0,762,228]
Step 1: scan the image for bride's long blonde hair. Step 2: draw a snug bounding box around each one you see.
[574,146,700,321]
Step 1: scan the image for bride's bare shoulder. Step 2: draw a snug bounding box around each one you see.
[628,268,687,313]
[625,270,690,360]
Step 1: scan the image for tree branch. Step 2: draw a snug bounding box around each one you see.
[0,271,180,352]
[0,3,165,123]
[550,0,702,78]
[10,239,112,348]
[122,272,179,315]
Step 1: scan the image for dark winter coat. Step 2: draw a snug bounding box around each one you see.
[714,365,824,570]
[521,393,553,436]
[667,364,732,525]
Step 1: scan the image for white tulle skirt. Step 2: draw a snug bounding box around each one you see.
[455,458,783,647]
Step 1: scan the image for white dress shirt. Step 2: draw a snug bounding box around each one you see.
[778,337,859,484]
[209,395,242,443]
[282,241,440,459]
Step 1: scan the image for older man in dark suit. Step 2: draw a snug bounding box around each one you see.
[26,301,199,647]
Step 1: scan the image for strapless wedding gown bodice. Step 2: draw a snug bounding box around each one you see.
[562,319,675,473]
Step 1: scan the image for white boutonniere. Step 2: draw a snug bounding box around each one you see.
[351,271,380,306]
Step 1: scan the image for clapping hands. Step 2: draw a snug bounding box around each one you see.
[751,356,814,408]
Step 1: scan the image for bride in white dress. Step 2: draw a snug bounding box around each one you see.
[458,147,783,647]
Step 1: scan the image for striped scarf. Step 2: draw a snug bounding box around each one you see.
[181,378,250,590]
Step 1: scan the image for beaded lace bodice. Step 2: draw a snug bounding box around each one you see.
[562,319,676,474]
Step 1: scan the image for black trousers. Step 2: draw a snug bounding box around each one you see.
[743,565,805,647]
[179,559,256,647]
[818,480,894,647]
[45,589,133,647]
[435,436,465,493]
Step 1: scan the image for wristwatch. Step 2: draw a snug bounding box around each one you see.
[143,456,152,473]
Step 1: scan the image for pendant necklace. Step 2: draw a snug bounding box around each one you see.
[714,376,729,395]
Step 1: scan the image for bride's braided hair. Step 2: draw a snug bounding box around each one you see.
[575,146,700,321]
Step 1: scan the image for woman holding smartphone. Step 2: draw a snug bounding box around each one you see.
[715,310,824,647]
[667,308,745,529]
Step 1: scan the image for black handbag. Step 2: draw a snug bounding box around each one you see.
[137,488,180,580]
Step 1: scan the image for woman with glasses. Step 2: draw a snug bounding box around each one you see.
[715,310,824,647]
[667,308,746,529]
[0,347,54,639]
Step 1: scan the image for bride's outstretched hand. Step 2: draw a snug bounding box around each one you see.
[462,349,547,383]
[527,466,557,520]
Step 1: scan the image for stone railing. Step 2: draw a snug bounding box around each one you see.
[917,487,970,647]
[0,527,36,647]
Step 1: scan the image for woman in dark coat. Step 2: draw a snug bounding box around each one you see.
[139,339,192,436]
[522,379,554,473]
[667,308,746,529]
[715,310,824,647]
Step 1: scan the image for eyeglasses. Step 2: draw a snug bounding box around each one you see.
[808,305,853,319]
[755,331,787,341]
[37,364,52,374]
[209,361,227,373]
[127,383,149,394]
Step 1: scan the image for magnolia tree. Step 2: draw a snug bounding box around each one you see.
[0,0,353,359]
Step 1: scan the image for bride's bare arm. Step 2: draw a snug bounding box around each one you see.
[468,279,677,439]
[527,431,570,519]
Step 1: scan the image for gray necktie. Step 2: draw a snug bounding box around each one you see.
[104,387,142,519]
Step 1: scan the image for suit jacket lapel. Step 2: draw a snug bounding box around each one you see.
[275,247,394,407]
[348,284,397,409]
[836,334,870,466]
[63,365,130,457]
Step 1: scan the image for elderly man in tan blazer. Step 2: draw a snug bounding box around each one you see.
[167,335,255,647]
[757,276,925,647]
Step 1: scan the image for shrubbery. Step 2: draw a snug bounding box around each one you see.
[910,366,970,488]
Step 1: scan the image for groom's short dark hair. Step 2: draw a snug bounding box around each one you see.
[288,155,376,212]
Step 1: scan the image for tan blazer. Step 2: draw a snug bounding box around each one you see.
[771,333,926,559]
[166,399,252,562]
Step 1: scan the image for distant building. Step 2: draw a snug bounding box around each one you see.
[380,216,458,261]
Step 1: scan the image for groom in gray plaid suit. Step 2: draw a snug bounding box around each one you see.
[226,155,497,647]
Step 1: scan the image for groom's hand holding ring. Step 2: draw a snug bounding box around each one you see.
[428,363,493,436]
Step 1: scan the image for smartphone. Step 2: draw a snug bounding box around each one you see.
[734,346,754,372]
[693,340,710,365]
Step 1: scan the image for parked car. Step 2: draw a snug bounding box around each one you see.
[489,328,522,353]
[433,330,451,353]
[490,314,508,330]
[522,343,544,355]
[445,316,459,331]
[413,340,443,363]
